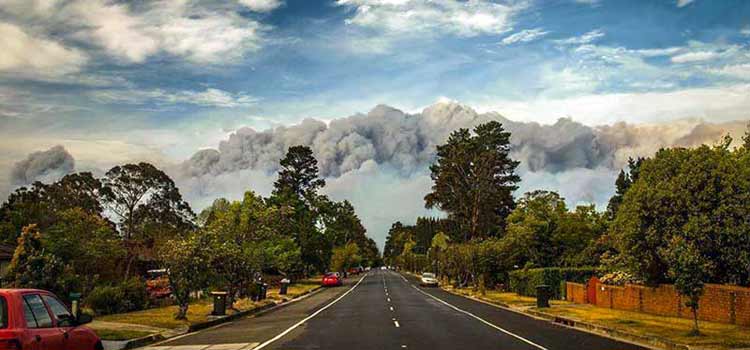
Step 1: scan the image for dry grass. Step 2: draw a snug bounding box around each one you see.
[543,304,750,350]
[97,278,322,330]
[448,286,750,350]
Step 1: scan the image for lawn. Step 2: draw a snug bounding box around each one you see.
[447,286,750,350]
[92,329,154,341]
[95,278,322,331]
[542,304,750,350]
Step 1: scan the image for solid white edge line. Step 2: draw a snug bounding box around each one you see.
[411,284,549,350]
[253,273,368,350]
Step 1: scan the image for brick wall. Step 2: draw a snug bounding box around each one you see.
[565,281,750,326]
[566,282,586,304]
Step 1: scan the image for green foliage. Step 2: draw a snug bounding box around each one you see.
[4,225,79,301]
[508,267,601,298]
[665,237,712,334]
[329,242,361,272]
[503,191,606,268]
[159,232,213,320]
[85,278,148,315]
[609,142,750,285]
[425,121,520,240]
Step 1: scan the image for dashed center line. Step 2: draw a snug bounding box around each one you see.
[389,306,394,311]
[394,320,400,328]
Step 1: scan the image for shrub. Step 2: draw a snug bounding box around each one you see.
[508,267,600,299]
[599,271,640,286]
[85,278,148,315]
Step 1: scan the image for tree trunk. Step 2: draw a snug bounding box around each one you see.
[123,253,135,280]
[175,302,189,320]
[691,307,700,335]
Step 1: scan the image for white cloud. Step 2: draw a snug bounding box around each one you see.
[676,0,695,7]
[709,64,750,80]
[500,28,549,45]
[742,28,750,36]
[476,84,750,125]
[337,0,527,37]
[90,88,258,108]
[555,29,605,45]
[671,50,719,63]
[0,0,267,65]
[238,0,283,12]
[0,22,87,76]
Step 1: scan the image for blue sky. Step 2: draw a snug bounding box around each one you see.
[1,0,750,244]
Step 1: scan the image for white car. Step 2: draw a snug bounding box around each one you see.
[420,272,438,287]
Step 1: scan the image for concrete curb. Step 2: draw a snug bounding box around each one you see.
[109,285,325,350]
[441,286,689,350]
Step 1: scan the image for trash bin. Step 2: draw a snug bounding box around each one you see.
[261,283,268,300]
[211,291,228,316]
[280,278,290,295]
[536,285,551,308]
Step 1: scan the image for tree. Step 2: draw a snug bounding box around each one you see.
[329,242,361,273]
[665,237,711,335]
[428,232,449,276]
[4,225,75,298]
[269,146,328,273]
[45,208,125,290]
[609,142,750,285]
[425,121,520,240]
[101,162,194,278]
[0,172,105,244]
[272,145,325,201]
[159,232,212,320]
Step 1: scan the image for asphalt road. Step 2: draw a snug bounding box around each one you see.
[144,270,648,350]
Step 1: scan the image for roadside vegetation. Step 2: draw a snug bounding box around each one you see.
[0,145,380,323]
[387,121,750,336]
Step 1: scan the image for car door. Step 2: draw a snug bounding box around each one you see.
[41,294,91,350]
[22,294,65,350]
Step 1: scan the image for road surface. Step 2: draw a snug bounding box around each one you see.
[144,270,647,350]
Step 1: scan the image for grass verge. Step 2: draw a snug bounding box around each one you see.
[95,277,322,331]
[92,329,154,341]
[448,286,750,350]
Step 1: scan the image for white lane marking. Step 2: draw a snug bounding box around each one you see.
[389,306,394,311]
[394,320,400,328]
[142,344,258,350]
[253,274,368,350]
[387,297,391,302]
[412,286,549,350]
[400,275,408,282]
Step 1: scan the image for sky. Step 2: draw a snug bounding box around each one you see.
[1,0,750,247]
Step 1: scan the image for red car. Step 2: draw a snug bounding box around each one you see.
[0,289,101,350]
[321,273,343,287]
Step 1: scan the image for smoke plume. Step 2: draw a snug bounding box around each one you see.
[173,102,748,245]
[10,145,75,186]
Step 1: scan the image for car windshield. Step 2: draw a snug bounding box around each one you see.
[422,273,436,278]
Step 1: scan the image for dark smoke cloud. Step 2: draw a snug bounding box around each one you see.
[10,145,75,186]
[178,102,748,179]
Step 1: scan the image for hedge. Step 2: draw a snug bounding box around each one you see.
[508,267,600,299]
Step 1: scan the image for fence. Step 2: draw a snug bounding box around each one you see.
[565,280,750,326]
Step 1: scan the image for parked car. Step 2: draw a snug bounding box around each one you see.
[420,272,439,287]
[322,273,343,287]
[0,289,101,350]
[347,266,364,275]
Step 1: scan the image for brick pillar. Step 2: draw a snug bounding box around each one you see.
[730,291,737,324]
